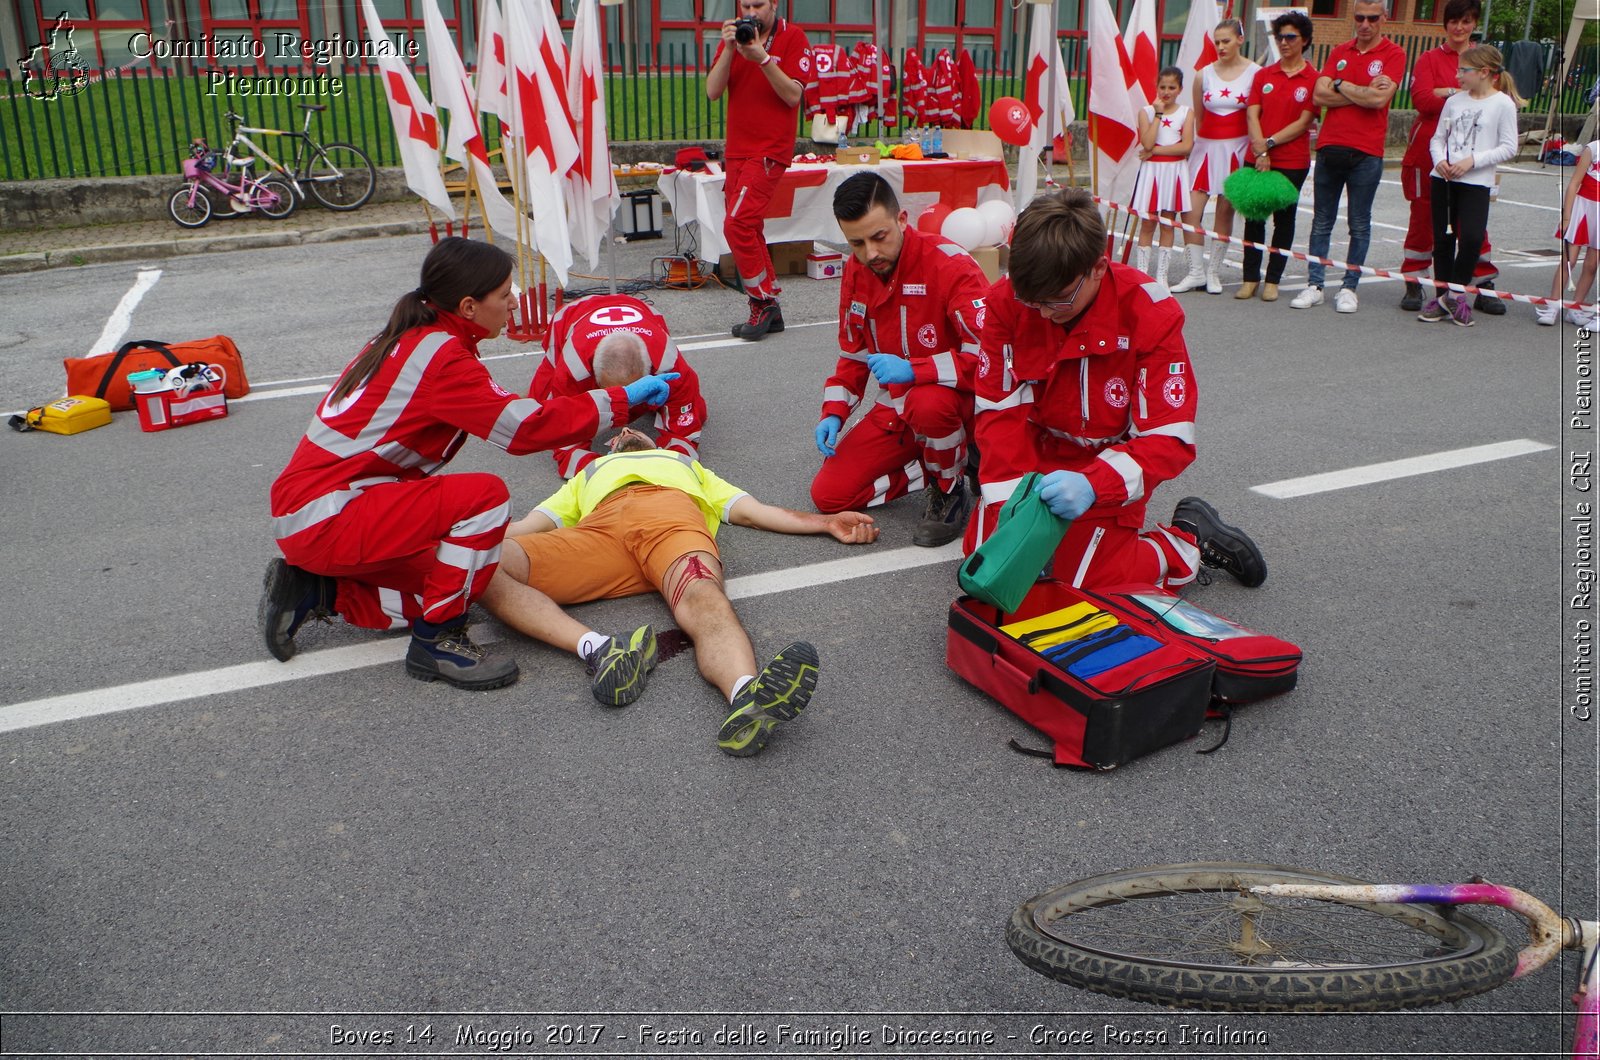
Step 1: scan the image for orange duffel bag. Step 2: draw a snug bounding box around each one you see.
[65,336,250,411]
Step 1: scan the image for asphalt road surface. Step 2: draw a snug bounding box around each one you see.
[1,163,1594,1059]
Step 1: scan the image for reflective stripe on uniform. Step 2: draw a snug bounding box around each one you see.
[272,487,364,539]
[930,351,957,386]
[975,382,1034,414]
[488,397,545,450]
[305,332,451,460]
[980,475,1025,506]
[1133,420,1196,445]
[1097,449,1145,502]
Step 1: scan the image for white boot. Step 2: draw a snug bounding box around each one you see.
[1134,244,1152,278]
[1154,246,1172,294]
[1204,238,1224,294]
[1170,243,1207,293]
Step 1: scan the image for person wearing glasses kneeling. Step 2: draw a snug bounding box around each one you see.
[965,188,1266,590]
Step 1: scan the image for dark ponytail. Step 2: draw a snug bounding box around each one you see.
[329,237,515,404]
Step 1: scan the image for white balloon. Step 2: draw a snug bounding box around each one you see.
[941,207,987,251]
[976,199,1016,247]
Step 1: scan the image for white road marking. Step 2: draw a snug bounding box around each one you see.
[1252,439,1554,499]
[0,541,963,735]
[84,268,161,358]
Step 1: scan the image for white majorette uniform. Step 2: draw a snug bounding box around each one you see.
[1563,141,1600,249]
[1132,104,1192,214]
[1189,62,1260,194]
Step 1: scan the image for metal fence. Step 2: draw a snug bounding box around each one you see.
[0,37,1589,182]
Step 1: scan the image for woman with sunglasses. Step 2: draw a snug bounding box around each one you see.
[1239,11,1318,301]
[1170,18,1259,295]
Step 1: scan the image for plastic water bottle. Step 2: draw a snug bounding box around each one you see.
[929,126,942,155]
[907,125,922,149]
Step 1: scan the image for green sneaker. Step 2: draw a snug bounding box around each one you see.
[716,641,820,757]
[585,624,658,706]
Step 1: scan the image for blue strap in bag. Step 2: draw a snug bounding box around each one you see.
[1041,625,1165,680]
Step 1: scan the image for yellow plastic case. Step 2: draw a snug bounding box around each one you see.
[26,396,113,435]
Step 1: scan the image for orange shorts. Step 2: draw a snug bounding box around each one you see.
[508,484,720,604]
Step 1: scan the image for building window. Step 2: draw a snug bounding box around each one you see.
[919,0,1006,53]
[25,0,152,68]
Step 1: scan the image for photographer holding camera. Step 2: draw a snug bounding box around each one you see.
[705,0,812,341]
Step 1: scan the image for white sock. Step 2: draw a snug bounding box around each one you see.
[729,674,755,703]
[577,631,608,659]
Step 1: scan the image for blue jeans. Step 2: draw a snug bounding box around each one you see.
[1306,147,1384,290]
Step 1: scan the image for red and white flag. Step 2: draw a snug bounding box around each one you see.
[1015,2,1075,211]
[502,0,579,284]
[420,0,521,239]
[1122,0,1160,111]
[475,0,511,123]
[564,0,618,269]
[360,0,453,216]
[1086,0,1140,211]
[1176,0,1221,81]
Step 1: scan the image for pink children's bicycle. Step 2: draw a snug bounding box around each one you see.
[168,138,297,229]
[1009,862,1598,1056]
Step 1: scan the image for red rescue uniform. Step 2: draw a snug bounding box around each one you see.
[812,226,989,511]
[530,294,707,479]
[1400,45,1497,282]
[271,311,630,630]
[965,264,1201,589]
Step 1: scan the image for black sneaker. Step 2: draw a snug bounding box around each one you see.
[1400,281,1423,312]
[1474,281,1507,316]
[913,479,972,547]
[716,641,820,757]
[257,558,335,661]
[406,619,520,690]
[584,624,658,706]
[1171,496,1267,588]
[733,298,783,341]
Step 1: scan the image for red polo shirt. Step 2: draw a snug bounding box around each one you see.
[1317,37,1408,157]
[1252,61,1319,168]
[714,19,813,162]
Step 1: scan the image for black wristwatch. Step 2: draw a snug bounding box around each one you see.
[1265,136,1277,149]
[1332,78,1345,94]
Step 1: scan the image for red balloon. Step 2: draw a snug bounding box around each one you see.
[988,95,1035,147]
[917,203,953,234]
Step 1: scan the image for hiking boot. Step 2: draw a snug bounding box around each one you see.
[1400,280,1423,312]
[585,624,658,706]
[1474,282,1507,315]
[1172,496,1267,588]
[258,557,335,662]
[1417,297,1448,322]
[913,479,972,547]
[717,641,820,757]
[406,618,519,690]
[732,298,784,340]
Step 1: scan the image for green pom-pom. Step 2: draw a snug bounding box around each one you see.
[1223,167,1301,221]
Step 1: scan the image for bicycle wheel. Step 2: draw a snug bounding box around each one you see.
[168,184,212,228]
[1008,862,1518,1013]
[255,176,298,220]
[302,143,375,211]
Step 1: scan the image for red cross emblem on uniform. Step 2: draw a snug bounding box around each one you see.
[1104,376,1129,409]
[590,305,644,327]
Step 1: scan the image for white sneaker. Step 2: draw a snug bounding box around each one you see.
[1535,303,1559,326]
[1290,287,1324,309]
[1569,307,1598,329]
[1334,288,1359,314]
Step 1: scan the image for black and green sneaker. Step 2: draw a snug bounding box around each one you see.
[585,624,658,707]
[716,641,820,757]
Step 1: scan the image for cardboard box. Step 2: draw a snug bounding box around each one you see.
[719,239,815,282]
[938,129,1004,160]
[806,251,845,279]
[834,145,882,166]
[970,245,1010,284]
[134,386,228,432]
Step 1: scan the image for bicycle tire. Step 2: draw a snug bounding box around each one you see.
[168,184,212,228]
[256,176,298,220]
[1007,862,1518,1013]
[303,143,375,211]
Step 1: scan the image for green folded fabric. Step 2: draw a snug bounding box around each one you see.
[957,473,1071,613]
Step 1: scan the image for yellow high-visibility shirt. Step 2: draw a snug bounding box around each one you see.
[533,449,748,537]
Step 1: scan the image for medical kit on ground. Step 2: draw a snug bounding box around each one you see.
[64,336,250,411]
[7,395,113,435]
[128,362,230,432]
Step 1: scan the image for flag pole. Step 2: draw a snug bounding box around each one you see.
[1043,0,1057,187]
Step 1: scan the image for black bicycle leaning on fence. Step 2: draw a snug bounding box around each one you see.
[221,103,377,211]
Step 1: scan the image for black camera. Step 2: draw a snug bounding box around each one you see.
[733,17,761,44]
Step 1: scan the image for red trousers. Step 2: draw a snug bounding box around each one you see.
[276,474,510,630]
[1400,164,1496,281]
[723,155,788,300]
[811,386,970,512]
[1048,516,1201,590]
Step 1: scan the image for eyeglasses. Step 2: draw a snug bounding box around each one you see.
[1457,66,1478,74]
[1274,32,1302,41]
[1352,13,1383,22]
[1021,271,1090,311]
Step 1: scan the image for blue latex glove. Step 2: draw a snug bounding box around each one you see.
[815,416,842,457]
[622,372,679,407]
[866,353,916,386]
[1033,470,1096,521]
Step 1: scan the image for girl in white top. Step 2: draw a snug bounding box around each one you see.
[1419,44,1521,327]
[1539,140,1600,327]
[1131,66,1195,292]
[1171,19,1260,294]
